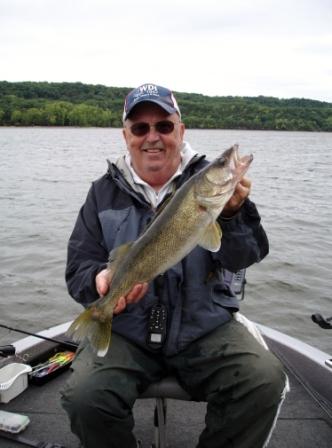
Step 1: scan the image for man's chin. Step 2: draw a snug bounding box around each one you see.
[146,164,164,173]
[144,152,165,166]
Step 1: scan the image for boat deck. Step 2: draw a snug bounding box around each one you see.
[1,361,331,448]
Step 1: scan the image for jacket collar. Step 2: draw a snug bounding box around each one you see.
[106,151,206,208]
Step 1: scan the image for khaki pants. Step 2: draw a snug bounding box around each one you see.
[61,318,287,448]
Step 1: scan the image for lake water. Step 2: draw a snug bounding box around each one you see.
[0,127,331,354]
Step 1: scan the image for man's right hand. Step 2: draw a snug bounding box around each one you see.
[95,268,148,315]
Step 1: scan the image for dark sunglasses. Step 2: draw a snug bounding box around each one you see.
[129,120,178,137]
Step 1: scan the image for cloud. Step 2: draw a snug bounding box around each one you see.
[0,0,331,101]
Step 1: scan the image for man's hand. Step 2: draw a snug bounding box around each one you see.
[221,177,251,218]
[96,268,148,315]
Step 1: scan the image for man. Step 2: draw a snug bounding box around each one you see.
[61,83,287,448]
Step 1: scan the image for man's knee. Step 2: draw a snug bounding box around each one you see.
[247,350,287,408]
[61,372,139,448]
[229,320,288,408]
[61,374,133,424]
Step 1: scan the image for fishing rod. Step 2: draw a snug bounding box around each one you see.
[0,323,78,352]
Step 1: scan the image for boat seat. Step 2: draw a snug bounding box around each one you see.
[139,376,192,448]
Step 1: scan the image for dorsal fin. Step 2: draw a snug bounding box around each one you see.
[142,191,175,233]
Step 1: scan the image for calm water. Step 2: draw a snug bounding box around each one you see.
[0,127,331,354]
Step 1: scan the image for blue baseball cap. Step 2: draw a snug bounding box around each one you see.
[123,83,181,121]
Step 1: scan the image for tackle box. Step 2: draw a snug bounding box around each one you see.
[0,363,32,403]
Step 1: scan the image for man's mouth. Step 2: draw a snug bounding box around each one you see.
[141,142,165,153]
[142,148,164,153]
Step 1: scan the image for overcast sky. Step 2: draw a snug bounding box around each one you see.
[1,0,331,102]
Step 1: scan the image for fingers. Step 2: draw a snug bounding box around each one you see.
[96,268,148,315]
[126,282,149,302]
[222,176,251,217]
[96,268,111,297]
[234,177,251,203]
[113,296,127,315]
[239,176,251,191]
[113,282,149,315]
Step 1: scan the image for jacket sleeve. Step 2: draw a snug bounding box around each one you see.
[216,198,269,272]
[65,183,108,306]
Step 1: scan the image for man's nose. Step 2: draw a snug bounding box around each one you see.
[146,126,160,142]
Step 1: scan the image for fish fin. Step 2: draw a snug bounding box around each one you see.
[155,192,174,215]
[97,346,109,357]
[108,242,133,271]
[198,221,222,252]
[67,308,112,356]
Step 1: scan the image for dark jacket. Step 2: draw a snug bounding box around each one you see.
[66,155,269,355]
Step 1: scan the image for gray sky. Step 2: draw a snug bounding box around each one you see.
[1,0,331,101]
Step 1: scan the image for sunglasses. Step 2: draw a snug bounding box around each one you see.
[129,120,178,137]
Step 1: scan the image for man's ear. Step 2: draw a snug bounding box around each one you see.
[122,126,129,145]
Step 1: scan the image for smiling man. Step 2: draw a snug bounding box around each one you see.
[62,83,287,448]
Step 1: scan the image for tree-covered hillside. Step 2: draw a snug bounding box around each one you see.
[0,81,331,131]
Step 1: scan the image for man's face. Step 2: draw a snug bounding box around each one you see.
[123,102,185,187]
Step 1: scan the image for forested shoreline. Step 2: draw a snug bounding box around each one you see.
[0,81,331,131]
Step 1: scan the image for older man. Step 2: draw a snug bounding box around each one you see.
[62,84,287,448]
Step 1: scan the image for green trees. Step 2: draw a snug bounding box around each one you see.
[68,104,108,127]
[0,81,331,131]
[1,98,119,127]
[179,95,332,131]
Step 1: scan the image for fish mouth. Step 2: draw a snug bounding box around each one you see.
[215,144,253,167]
[233,145,253,169]
[231,144,253,167]
[216,145,253,179]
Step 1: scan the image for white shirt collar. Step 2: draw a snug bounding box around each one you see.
[117,141,198,208]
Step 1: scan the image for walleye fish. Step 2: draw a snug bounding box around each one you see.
[68,145,253,354]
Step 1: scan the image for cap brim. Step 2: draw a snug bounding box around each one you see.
[124,98,178,121]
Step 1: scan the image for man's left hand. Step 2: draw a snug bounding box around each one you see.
[221,177,252,218]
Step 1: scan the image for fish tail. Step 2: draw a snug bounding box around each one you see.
[67,308,112,356]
